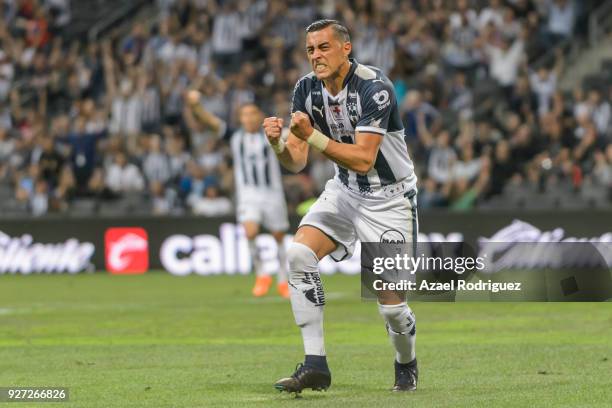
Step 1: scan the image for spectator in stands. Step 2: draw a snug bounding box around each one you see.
[142,133,171,185]
[52,164,75,211]
[190,182,232,216]
[140,70,161,133]
[592,145,612,187]
[14,163,48,215]
[0,49,15,103]
[149,179,174,215]
[180,159,206,204]
[511,124,541,167]
[0,126,14,164]
[58,116,106,193]
[36,135,63,187]
[211,1,242,73]
[509,75,537,121]
[544,0,576,43]
[442,8,479,73]
[482,30,526,94]
[402,90,441,149]
[488,139,518,197]
[448,71,473,117]
[478,0,504,31]
[354,25,396,75]
[166,130,190,183]
[585,89,611,137]
[427,130,456,186]
[30,178,49,216]
[107,77,143,153]
[46,0,71,36]
[105,150,145,193]
[529,49,563,117]
[418,177,447,209]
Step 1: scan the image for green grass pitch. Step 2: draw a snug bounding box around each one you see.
[0,273,610,407]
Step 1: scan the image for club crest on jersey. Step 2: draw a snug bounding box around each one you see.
[346,90,360,125]
[346,101,359,124]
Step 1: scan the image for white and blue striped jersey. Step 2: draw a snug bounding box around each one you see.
[291,59,417,199]
[230,129,285,201]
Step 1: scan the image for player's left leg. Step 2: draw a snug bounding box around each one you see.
[243,221,272,297]
[270,230,289,298]
[261,196,291,297]
[355,189,419,391]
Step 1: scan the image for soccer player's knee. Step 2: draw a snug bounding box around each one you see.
[378,303,416,335]
[286,242,318,277]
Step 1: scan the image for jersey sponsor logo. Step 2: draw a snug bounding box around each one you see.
[332,127,353,141]
[105,228,149,274]
[373,90,390,110]
[370,118,382,128]
[380,229,406,244]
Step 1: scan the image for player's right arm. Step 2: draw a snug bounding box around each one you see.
[184,89,224,136]
[263,117,309,173]
[262,77,311,173]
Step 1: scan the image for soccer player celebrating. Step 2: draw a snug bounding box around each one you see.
[263,20,419,393]
[186,93,290,298]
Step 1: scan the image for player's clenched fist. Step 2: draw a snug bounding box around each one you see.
[185,89,201,106]
[263,117,284,146]
[290,111,313,141]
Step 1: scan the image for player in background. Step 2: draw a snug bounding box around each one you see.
[263,20,419,393]
[186,92,290,298]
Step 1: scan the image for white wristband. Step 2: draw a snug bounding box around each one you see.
[271,140,285,154]
[306,129,329,152]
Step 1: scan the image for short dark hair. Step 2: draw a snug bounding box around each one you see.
[306,19,350,42]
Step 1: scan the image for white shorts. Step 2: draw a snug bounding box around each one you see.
[236,192,289,232]
[299,179,418,261]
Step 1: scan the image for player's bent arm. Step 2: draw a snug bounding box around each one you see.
[276,132,309,173]
[321,132,382,174]
[190,103,224,135]
[185,90,224,136]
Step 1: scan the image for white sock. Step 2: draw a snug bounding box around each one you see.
[378,303,416,363]
[249,239,264,276]
[287,242,325,356]
[277,241,287,283]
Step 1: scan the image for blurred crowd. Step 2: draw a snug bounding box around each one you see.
[0,0,610,217]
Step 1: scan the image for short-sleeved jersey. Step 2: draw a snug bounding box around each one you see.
[291,59,417,199]
[230,129,285,201]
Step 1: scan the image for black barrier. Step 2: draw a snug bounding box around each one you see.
[0,211,611,275]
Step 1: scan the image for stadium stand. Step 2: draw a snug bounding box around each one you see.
[0,0,610,217]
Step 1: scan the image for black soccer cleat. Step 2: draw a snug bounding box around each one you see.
[274,363,331,393]
[392,359,418,392]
